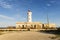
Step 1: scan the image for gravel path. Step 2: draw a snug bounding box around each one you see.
[0,31,55,40]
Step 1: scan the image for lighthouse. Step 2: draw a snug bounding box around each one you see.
[27,10,32,22]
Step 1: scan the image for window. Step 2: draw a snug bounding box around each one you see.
[34,25,36,29]
[30,25,33,29]
[22,25,24,29]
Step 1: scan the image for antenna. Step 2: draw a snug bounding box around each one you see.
[47,13,49,28]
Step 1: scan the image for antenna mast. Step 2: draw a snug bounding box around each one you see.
[47,13,49,28]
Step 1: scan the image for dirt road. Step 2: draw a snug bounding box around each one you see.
[0,31,56,40]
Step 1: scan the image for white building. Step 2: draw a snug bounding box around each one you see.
[27,10,32,22]
[16,10,43,29]
[16,10,56,29]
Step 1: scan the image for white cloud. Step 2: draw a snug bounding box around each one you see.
[0,1,12,8]
[0,22,16,27]
[46,3,51,6]
[50,1,56,3]
[0,14,14,20]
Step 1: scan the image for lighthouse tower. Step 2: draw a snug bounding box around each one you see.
[27,10,32,22]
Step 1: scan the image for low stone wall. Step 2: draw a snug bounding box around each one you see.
[0,29,57,31]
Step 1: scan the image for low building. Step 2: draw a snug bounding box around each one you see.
[44,24,56,29]
[16,22,42,29]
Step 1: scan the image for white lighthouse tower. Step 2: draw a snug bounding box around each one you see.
[27,10,32,22]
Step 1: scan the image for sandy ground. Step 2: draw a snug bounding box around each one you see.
[0,31,57,40]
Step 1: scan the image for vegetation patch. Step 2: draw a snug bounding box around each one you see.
[49,36,57,39]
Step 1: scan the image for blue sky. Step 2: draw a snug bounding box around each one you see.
[0,0,60,27]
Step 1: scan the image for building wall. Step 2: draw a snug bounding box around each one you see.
[16,22,42,29]
[16,22,56,29]
[44,24,56,28]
